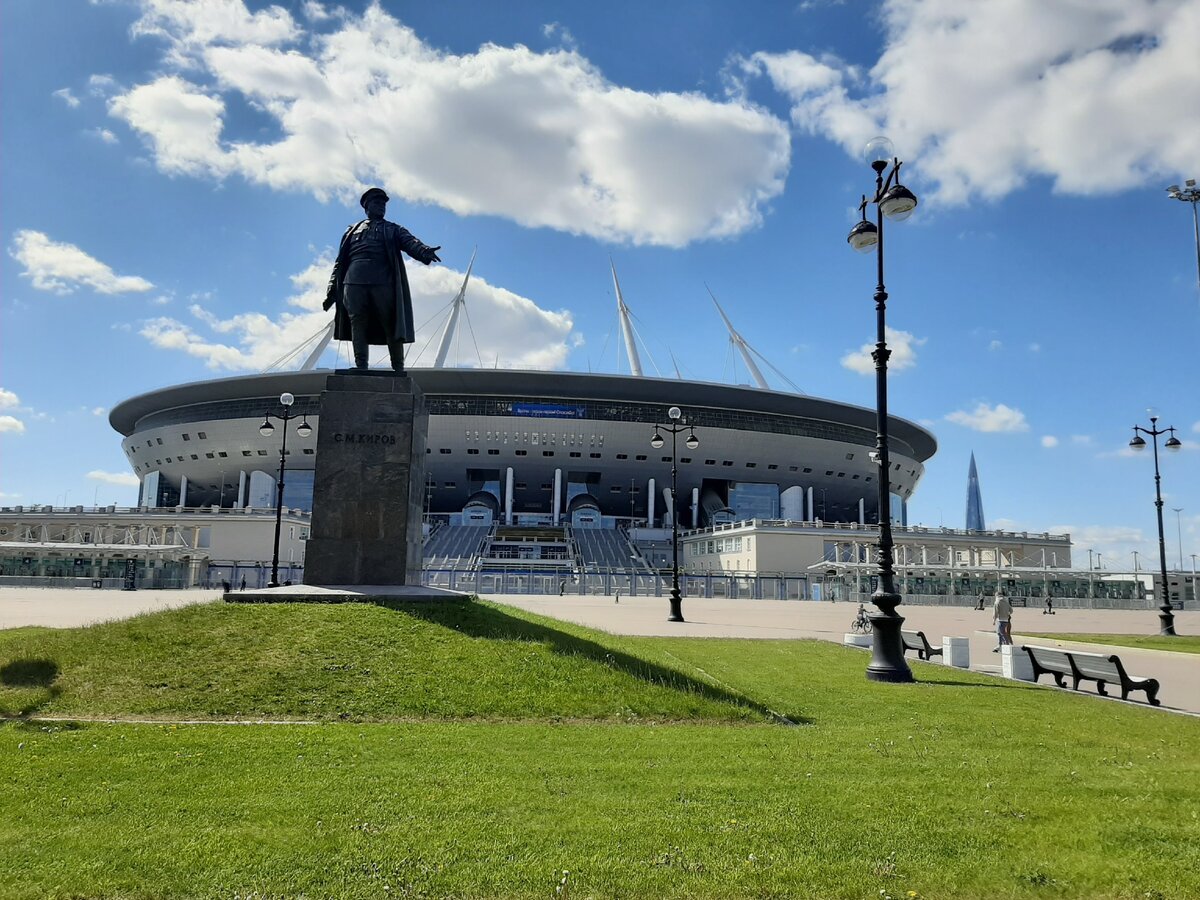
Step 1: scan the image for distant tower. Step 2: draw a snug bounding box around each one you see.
[965,452,985,531]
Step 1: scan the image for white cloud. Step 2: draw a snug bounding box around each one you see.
[1041,435,1058,448]
[0,416,26,435]
[10,230,154,295]
[53,87,80,108]
[92,407,108,417]
[109,3,790,247]
[945,402,1030,433]
[86,470,141,487]
[1028,342,1041,352]
[840,326,924,375]
[131,0,299,66]
[301,2,331,23]
[0,389,18,409]
[1071,434,1093,446]
[1193,421,1200,433]
[140,251,575,371]
[89,128,119,144]
[1051,524,1148,570]
[748,0,1200,205]
[988,339,1002,351]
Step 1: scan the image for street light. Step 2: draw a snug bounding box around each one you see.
[1165,179,1200,307]
[1129,414,1183,635]
[846,135,917,684]
[259,391,313,587]
[1172,507,1184,570]
[650,406,698,622]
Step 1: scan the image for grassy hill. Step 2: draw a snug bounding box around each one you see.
[2,597,1199,899]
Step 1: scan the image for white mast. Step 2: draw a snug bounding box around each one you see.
[433,247,477,368]
[300,321,335,371]
[709,287,769,389]
[611,259,643,377]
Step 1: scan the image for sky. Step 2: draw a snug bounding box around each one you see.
[1,0,1198,573]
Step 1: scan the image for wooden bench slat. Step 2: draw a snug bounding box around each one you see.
[1021,644,1160,706]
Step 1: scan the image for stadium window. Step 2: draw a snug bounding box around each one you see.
[257,450,268,456]
[837,472,844,477]
[155,459,162,465]
[146,440,152,447]
[541,484,552,491]
[487,449,500,455]
[543,450,554,457]
[845,453,854,460]
[616,453,628,460]
[680,457,691,463]
[205,453,214,459]
[865,476,872,482]
[705,459,716,465]
[515,482,527,489]
[515,449,527,456]
[635,454,647,461]
[218,452,228,458]
[303,448,314,455]
[197,432,207,440]
[176,456,184,462]
[156,438,163,445]
[439,448,452,454]
[467,449,479,455]
[569,452,581,458]
[590,453,601,458]
[661,456,671,462]
[182,434,190,441]
[610,486,623,492]
[852,474,859,479]
[722,460,733,467]
[767,464,778,470]
[443,482,456,488]
[746,462,757,468]
[243,451,252,457]
[825,470,833,476]
[803,467,812,474]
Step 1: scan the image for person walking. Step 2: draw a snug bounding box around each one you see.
[559,579,566,597]
[992,591,1013,651]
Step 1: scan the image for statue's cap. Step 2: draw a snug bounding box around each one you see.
[359,187,389,208]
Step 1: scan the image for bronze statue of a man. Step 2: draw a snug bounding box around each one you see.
[323,187,441,372]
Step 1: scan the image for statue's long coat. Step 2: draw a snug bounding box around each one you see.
[324,220,437,345]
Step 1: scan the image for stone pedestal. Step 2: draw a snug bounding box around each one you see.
[1001,644,1034,681]
[941,636,970,668]
[843,633,872,648]
[303,373,427,586]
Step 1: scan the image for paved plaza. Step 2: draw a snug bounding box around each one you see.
[1,586,1195,714]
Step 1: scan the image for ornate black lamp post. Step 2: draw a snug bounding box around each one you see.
[651,406,698,622]
[846,136,918,683]
[1129,414,1183,635]
[259,391,312,587]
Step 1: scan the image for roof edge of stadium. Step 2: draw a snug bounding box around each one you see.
[109,368,937,461]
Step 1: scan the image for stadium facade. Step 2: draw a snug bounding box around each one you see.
[108,368,937,531]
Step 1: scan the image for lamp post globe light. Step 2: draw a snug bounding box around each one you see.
[846,136,918,683]
[1129,414,1183,635]
[1165,179,1200,306]
[651,406,698,623]
[259,391,313,588]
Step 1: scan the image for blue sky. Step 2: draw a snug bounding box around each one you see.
[2,0,1197,571]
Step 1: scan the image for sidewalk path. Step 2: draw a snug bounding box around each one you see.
[484,593,1200,714]
[0,587,220,629]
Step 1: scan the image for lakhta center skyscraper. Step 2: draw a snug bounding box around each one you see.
[966,452,986,532]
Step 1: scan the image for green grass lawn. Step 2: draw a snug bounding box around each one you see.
[1019,632,1200,655]
[2,599,1199,899]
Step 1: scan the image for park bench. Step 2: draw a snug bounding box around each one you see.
[900,630,943,661]
[1021,645,1160,706]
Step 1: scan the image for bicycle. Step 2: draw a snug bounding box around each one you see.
[850,606,871,634]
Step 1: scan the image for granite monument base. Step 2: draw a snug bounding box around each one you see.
[303,372,427,587]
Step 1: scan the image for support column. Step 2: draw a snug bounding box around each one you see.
[236,471,247,509]
[178,475,188,509]
[859,497,865,525]
[691,487,699,531]
[552,468,562,524]
[647,477,656,526]
[505,467,514,526]
[807,486,814,522]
